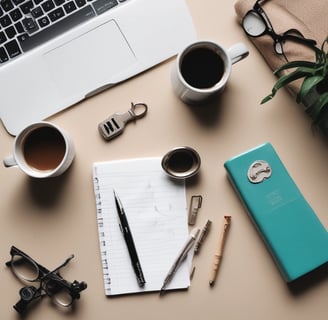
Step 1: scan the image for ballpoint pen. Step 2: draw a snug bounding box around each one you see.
[113,190,146,287]
[160,227,200,295]
[209,215,231,286]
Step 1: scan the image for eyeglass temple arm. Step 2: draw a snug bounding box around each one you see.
[282,33,317,47]
[53,254,75,273]
[39,254,75,280]
[253,1,274,32]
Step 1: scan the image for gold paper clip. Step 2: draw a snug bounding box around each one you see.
[188,195,202,225]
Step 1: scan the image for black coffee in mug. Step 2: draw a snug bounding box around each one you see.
[180,47,225,89]
[165,149,195,173]
[23,126,66,171]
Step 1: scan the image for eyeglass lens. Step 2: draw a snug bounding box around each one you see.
[49,286,73,306]
[44,279,74,306]
[243,11,266,37]
[11,254,39,282]
[274,42,283,54]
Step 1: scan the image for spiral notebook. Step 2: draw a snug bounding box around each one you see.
[93,157,191,295]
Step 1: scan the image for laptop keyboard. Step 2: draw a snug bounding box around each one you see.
[0,0,128,65]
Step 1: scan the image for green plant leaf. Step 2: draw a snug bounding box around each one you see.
[273,60,318,75]
[297,65,324,75]
[261,94,274,104]
[310,91,328,123]
[261,36,328,131]
[261,69,314,104]
[297,75,325,103]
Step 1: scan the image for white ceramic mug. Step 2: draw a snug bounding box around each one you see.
[3,121,75,178]
[171,40,249,104]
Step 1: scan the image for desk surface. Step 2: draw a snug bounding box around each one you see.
[1,0,328,319]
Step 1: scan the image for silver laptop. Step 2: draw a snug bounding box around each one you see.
[0,0,196,135]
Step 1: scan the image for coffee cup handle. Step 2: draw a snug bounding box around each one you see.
[3,155,17,168]
[228,43,249,65]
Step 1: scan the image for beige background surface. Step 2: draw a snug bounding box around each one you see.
[1,0,328,319]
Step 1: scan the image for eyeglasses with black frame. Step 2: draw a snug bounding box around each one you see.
[242,0,317,61]
[6,246,87,314]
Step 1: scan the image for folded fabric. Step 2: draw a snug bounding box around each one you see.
[234,0,328,96]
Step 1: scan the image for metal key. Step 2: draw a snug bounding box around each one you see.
[98,102,148,141]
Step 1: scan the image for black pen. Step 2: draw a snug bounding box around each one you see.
[113,190,146,287]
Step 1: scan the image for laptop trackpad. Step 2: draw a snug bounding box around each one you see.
[43,20,136,98]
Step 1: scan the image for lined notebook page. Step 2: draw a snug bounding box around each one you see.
[93,157,190,295]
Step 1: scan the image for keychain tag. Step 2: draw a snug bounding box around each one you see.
[98,102,148,141]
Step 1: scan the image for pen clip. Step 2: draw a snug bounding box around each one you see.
[188,195,202,225]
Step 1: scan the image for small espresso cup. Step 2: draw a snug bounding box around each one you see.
[161,146,201,179]
[171,40,249,104]
[3,121,75,178]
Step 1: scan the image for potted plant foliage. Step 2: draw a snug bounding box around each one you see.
[261,37,328,136]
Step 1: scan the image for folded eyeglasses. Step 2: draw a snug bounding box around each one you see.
[242,0,317,61]
[6,246,87,314]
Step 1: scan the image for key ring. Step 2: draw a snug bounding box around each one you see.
[130,102,148,119]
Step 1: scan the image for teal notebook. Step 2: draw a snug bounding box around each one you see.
[224,142,328,282]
